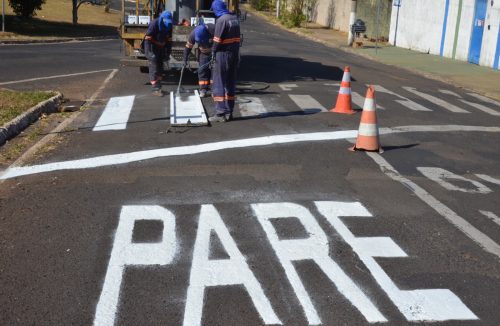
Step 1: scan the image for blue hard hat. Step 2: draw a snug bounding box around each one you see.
[211,0,230,18]
[159,11,173,31]
[194,25,210,44]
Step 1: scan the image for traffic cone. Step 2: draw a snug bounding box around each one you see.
[349,86,383,153]
[330,66,355,114]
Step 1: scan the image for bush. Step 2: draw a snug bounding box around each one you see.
[250,0,271,11]
[8,0,46,18]
[279,0,306,28]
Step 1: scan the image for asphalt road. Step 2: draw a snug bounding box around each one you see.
[1,13,500,325]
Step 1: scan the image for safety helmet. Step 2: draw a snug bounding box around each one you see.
[159,11,173,31]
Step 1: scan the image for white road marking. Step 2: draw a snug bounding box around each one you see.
[459,99,500,116]
[252,202,387,324]
[365,152,500,259]
[417,167,492,194]
[0,69,115,86]
[238,97,268,116]
[278,83,298,91]
[324,83,341,87]
[372,84,431,111]
[479,211,500,226]
[94,206,177,326]
[403,87,470,113]
[475,174,500,186]
[315,201,478,322]
[288,94,327,112]
[184,205,281,326]
[93,96,135,131]
[439,89,461,97]
[1,125,500,180]
[352,91,385,110]
[467,93,500,107]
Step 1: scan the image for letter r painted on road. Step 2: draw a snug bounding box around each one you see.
[94,206,177,326]
[252,202,387,324]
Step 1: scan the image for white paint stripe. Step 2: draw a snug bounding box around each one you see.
[394,99,433,112]
[238,97,267,117]
[403,87,469,113]
[1,125,500,180]
[316,202,478,322]
[289,95,327,112]
[372,85,431,111]
[0,69,115,86]
[324,83,341,87]
[439,89,462,97]
[467,93,500,107]
[365,152,500,260]
[278,84,298,91]
[479,210,500,227]
[460,99,500,116]
[475,174,500,186]
[358,123,379,137]
[417,167,492,194]
[93,96,135,131]
[352,92,384,110]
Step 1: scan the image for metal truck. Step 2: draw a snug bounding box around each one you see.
[119,0,240,72]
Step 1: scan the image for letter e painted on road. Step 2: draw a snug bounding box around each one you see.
[94,206,177,326]
[183,205,282,326]
[418,167,492,194]
[252,202,387,324]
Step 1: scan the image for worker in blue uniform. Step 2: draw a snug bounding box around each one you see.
[209,0,241,122]
[183,23,215,98]
[144,11,173,96]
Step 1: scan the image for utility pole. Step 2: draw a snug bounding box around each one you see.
[2,0,5,33]
[347,0,357,46]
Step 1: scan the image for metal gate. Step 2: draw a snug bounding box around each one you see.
[468,0,488,65]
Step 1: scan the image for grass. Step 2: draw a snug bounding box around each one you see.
[0,0,120,41]
[0,89,56,125]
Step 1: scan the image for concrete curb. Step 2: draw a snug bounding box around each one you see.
[0,92,63,146]
[0,35,119,45]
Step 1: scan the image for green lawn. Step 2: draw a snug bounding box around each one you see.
[0,90,56,125]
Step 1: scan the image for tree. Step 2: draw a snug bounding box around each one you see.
[72,0,106,25]
[8,0,46,18]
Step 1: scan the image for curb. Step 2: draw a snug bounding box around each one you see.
[0,35,119,45]
[0,92,63,146]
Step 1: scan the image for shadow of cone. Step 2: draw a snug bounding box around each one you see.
[330,66,355,114]
[349,85,383,153]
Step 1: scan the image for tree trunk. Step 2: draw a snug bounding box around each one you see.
[72,0,78,25]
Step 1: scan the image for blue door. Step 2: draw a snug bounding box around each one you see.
[468,0,488,64]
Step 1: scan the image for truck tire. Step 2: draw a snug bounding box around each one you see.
[140,66,149,74]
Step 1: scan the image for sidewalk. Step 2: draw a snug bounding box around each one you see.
[245,6,500,100]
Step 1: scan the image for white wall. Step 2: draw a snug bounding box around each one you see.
[312,0,350,31]
[480,5,500,67]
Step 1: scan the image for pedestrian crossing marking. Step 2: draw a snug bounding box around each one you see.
[403,87,470,113]
[93,95,135,131]
[467,93,500,107]
[288,94,327,112]
[238,97,268,117]
[352,91,385,110]
[278,83,298,91]
[439,89,461,97]
[460,99,500,116]
[373,85,431,111]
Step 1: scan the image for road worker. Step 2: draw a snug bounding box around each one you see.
[144,11,173,96]
[183,23,215,98]
[209,0,241,122]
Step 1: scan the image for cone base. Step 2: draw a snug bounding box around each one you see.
[330,107,356,114]
[348,145,384,153]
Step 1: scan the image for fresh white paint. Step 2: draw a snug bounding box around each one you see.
[439,89,461,97]
[238,97,268,117]
[93,96,135,131]
[352,91,384,110]
[467,93,500,107]
[403,87,469,113]
[460,99,500,116]
[170,90,208,126]
[94,205,177,326]
[479,210,500,226]
[475,174,500,186]
[183,205,281,326]
[315,201,478,322]
[252,202,387,324]
[0,69,115,86]
[365,152,500,259]
[417,167,492,194]
[278,84,298,91]
[288,94,327,112]
[373,85,432,111]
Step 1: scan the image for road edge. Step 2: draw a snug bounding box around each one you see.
[0,35,119,46]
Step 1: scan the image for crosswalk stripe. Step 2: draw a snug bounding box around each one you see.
[460,99,500,116]
[467,93,500,107]
[372,85,431,111]
[479,210,500,226]
[439,89,461,97]
[288,94,327,112]
[403,87,470,113]
[238,97,268,117]
[352,91,385,110]
[93,96,135,131]
[278,84,298,91]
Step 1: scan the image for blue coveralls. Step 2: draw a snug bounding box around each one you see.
[183,24,215,91]
[144,14,172,90]
[211,6,241,115]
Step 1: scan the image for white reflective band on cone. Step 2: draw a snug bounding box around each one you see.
[339,87,351,95]
[363,98,376,111]
[358,123,379,136]
[342,73,351,82]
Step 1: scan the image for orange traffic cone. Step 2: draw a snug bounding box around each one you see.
[331,66,355,114]
[349,86,383,153]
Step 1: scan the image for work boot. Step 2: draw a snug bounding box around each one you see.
[225,112,234,121]
[199,89,208,98]
[209,114,227,123]
[152,89,164,97]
